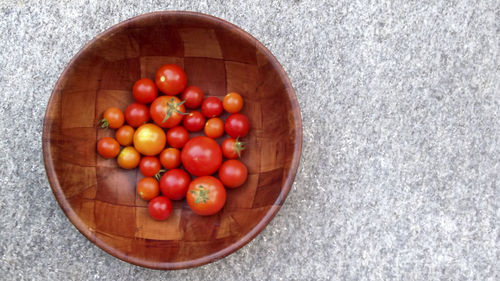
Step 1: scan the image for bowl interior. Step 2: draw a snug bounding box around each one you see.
[43,11,301,269]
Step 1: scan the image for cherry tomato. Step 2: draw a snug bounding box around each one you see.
[139,156,162,177]
[150,96,186,128]
[204,118,224,139]
[148,196,172,220]
[201,97,223,118]
[159,148,181,169]
[223,92,244,113]
[124,103,150,127]
[97,137,120,158]
[155,64,187,95]
[160,169,191,200]
[181,136,222,176]
[181,86,204,109]
[225,113,250,138]
[186,176,226,216]
[117,146,140,169]
[133,78,158,104]
[115,125,134,146]
[166,126,189,148]
[133,123,166,156]
[183,111,205,132]
[137,177,160,201]
[221,137,245,159]
[218,160,248,188]
[100,107,124,129]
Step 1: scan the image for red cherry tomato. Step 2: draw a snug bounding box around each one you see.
[201,97,223,118]
[204,117,224,139]
[160,169,191,200]
[150,96,186,128]
[181,136,222,176]
[218,160,248,188]
[225,113,250,138]
[159,148,181,169]
[97,137,120,158]
[155,64,187,95]
[137,177,160,201]
[186,176,226,216]
[166,126,189,148]
[124,103,150,127]
[133,78,158,104]
[139,156,162,177]
[183,111,205,132]
[181,86,204,109]
[148,196,172,220]
[221,137,245,159]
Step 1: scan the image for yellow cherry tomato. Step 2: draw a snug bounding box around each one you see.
[117,146,140,169]
[133,123,166,156]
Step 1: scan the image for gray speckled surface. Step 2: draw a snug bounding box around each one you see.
[0,0,499,280]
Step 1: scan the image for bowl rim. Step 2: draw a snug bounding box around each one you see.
[42,10,303,270]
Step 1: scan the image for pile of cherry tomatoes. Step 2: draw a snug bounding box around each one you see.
[96,64,250,220]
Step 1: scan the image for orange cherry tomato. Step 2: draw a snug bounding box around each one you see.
[97,137,120,159]
[137,177,160,201]
[159,148,181,169]
[117,146,140,169]
[133,123,166,156]
[204,117,224,139]
[222,92,244,113]
[115,125,134,146]
[100,107,124,129]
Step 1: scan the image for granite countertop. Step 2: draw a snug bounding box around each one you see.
[0,1,498,280]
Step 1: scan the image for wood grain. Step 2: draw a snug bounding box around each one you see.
[42,11,302,270]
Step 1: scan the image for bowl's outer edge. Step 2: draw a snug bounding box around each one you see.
[42,10,303,270]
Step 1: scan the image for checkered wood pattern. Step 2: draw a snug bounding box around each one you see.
[42,12,302,270]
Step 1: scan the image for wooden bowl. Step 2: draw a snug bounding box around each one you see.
[42,11,302,270]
